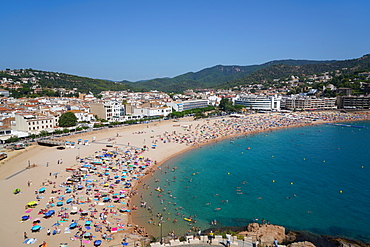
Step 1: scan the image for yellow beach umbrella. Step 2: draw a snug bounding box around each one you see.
[27,201,38,206]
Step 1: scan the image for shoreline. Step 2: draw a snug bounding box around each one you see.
[0,111,369,246]
[129,113,370,243]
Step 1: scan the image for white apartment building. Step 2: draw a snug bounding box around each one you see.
[233,94,281,111]
[127,105,172,119]
[89,101,125,121]
[282,96,336,110]
[68,110,95,122]
[168,99,209,112]
[14,113,57,134]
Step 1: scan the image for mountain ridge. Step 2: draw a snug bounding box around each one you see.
[120,59,338,92]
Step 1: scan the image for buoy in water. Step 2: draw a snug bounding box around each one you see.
[290,182,294,185]
[272,156,274,157]
[247,147,251,150]
[272,180,275,183]
[339,190,343,193]
[227,172,230,175]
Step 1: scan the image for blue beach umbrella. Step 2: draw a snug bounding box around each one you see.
[66,198,72,204]
[94,240,102,246]
[44,210,55,217]
[31,225,41,231]
[21,215,30,221]
[69,222,77,229]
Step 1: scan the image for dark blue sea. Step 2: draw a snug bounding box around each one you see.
[132,121,370,243]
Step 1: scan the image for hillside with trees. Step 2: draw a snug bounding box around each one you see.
[123,59,337,93]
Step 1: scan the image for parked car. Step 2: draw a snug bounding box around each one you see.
[0,152,7,161]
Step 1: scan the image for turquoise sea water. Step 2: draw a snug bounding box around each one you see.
[132,121,370,243]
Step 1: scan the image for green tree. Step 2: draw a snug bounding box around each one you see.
[58,112,77,127]
[39,130,49,137]
[219,97,235,112]
[6,135,20,143]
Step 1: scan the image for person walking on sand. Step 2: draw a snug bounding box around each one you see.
[274,239,278,247]
[24,232,27,240]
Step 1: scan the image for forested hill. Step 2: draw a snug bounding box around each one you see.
[218,54,370,89]
[122,59,337,92]
[3,55,369,96]
[0,69,133,96]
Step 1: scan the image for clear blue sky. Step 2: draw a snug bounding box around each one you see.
[1,0,369,82]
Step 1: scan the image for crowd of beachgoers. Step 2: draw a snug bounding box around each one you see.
[20,145,159,246]
[151,111,370,146]
[8,111,370,246]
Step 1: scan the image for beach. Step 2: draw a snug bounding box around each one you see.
[1,111,369,247]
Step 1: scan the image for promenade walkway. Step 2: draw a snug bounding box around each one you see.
[149,235,255,247]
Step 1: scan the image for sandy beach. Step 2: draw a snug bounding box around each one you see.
[0,112,369,247]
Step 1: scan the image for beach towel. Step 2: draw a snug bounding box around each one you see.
[25,209,33,213]
[64,227,71,234]
[23,238,37,244]
[85,226,91,230]
[82,240,91,244]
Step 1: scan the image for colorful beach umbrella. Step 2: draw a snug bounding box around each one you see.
[31,225,41,231]
[27,201,38,206]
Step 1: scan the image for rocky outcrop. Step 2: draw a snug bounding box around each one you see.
[239,223,286,245]
[288,241,316,247]
[330,238,370,247]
